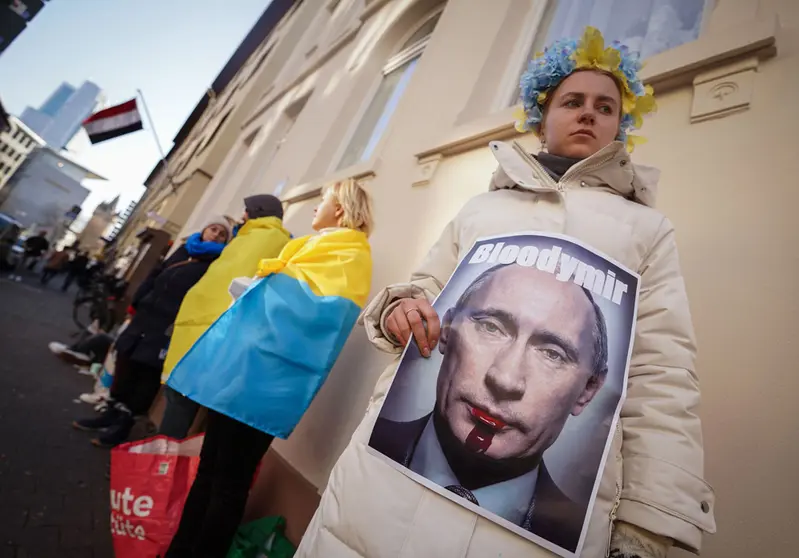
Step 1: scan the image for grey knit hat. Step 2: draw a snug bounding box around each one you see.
[199,214,233,242]
[244,194,283,220]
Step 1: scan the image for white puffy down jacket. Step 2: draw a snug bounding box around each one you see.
[295,140,716,558]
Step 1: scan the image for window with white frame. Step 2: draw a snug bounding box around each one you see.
[506,0,711,107]
[335,7,443,171]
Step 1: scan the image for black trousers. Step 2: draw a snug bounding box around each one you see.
[61,271,81,292]
[110,353,162,416]
[40,268,60,285]
[159,386,201,439]
[71,333,113,363]
[166,410,273,558]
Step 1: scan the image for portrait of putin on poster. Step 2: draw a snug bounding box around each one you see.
[369,232,639,557]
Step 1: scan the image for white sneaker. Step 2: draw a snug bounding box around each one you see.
[49,342,69,355]
[79,392,107,405]
[77,367,95,377]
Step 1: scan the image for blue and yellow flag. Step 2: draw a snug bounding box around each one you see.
[166,228,372,438]
[161,216,291,382]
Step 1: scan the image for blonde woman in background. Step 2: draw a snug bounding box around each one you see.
[165,179,374,558]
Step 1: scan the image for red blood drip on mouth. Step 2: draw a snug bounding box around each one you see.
[465,425,494,453]
[471,407,506,430]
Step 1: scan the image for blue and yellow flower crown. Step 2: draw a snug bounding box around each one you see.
[515,27,656,152]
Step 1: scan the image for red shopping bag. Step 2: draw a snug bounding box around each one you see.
[110,435,204,558]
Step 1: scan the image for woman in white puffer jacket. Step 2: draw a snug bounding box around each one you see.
[296,26,716,558]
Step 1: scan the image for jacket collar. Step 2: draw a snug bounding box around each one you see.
[488,140,660,208]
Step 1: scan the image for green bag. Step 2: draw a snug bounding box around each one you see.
[226,516,295,558]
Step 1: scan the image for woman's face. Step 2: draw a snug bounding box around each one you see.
[541,71,622,159]
[312,189,342,231]
[202,224,228,244]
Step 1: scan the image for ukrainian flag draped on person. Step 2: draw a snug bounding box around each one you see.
[166,228,372,438]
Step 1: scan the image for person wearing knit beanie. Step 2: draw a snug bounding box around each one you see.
[244,194,283,220]
[158,194,291,441]
[199,214,233,243]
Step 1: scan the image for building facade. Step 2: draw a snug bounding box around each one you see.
[0,146,103,236]
[77,195,118,255]
[164,0,798,556]
[106,199,138,241]
[113,0,300,257]
[0,115,45,191]
[20,80,103,149]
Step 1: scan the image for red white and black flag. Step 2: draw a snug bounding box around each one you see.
[82,99,143,144]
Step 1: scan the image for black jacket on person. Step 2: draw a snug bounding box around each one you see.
[24,235,49,257]
[68,254,89,274]
[115,245,219,369]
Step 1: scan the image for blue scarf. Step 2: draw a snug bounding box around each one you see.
[184,232,225,258]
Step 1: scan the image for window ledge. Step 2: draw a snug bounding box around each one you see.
[280,158,379,205]
[414,15,778,169]
[640,15,777,91]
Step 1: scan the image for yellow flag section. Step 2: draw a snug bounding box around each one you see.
[166,228,372,438]
[161,216,291,382]
[256,228,372,307]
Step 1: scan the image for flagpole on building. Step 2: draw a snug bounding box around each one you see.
[135,89,171,186]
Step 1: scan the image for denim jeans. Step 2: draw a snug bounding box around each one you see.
[159,385,201,439]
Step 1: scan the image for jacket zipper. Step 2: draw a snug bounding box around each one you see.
[511,141,562,192]
[605,421,623,558]
[511,140,621,193]
[560,144,619,190]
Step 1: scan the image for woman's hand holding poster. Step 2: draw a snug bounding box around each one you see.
[368,232,640,558]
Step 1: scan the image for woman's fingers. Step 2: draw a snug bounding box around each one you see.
[385,299,441,358]
[404,307,430,357]
[416,301,441,349]
[385,298,442,358]
[387,307,411,346]
[386,312,407,346]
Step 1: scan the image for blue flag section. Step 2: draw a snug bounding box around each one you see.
[166,229,372,438]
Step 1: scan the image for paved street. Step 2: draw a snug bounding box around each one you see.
[0,272,113,558]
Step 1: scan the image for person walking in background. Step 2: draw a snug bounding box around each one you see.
[40,247,72,285]
[62,249,89,292]
[22,230,49,270]
[71,217,231,447]
[9,230,49,280]
[158,194,291,440]
[164,179,374,558]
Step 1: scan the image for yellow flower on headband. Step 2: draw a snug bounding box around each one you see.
[626,134,648,153]
[630,85,656,129]
[513,106,528,133]
[573,27,621,76]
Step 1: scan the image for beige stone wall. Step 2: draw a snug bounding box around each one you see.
[178,0,799,555]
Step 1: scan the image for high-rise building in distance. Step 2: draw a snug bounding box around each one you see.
[20,81,104,149]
